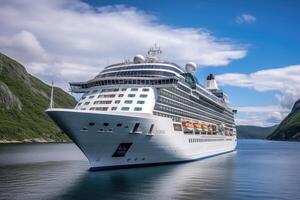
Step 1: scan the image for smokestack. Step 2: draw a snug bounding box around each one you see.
[205,74,219,90]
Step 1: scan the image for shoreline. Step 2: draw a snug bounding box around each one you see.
[0,139,72,144]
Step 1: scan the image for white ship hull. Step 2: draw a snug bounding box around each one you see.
[47,108,237,170]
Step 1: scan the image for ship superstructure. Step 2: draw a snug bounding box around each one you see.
[46,46,237,170]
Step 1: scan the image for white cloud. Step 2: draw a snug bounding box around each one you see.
[216,65,300,109]
[236,14,256,24]
[0,0,247,89]
[234,105,289,127]
[217,65,300,126]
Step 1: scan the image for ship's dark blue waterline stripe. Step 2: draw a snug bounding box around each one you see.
[89,149,236,171]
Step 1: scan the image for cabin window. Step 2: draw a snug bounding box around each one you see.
[137,100,145,104]
[121,107,130,111]
[173,124,182,131]
[125,100,133,104]
[103,123,109,126]
[128,94,136,97]
[134,107,142,111]
[94,100,112,105]
[111,107,117,111]
[102,88,119,92]
[89,122,95,126]
[121,88,127,91]
[92,90,98,93]
[89,95,94,99]
[131,88,138,91]
[115,100,121,104]
[95,107,108,111]
[118,94,124,97]
[116,123,122,127]
[84,102,90,105]
[98,94,116,98]
[142,88,150,92]
[140,94,147,98]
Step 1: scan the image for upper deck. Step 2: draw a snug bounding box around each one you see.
[69,51,231,111]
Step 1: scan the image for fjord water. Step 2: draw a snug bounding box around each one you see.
[0,140,299,200]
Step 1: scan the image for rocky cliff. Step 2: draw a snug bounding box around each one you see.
[0,52,77,143]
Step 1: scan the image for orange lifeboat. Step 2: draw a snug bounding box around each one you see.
[201,124,208,130]
[193,123,202,129]
[182,121,193,129]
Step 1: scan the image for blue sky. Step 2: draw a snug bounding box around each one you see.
[0,0,299,126]
[85,0,300,126]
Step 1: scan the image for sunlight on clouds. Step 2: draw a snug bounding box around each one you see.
[216,65,300,109]
[218,65,300,126]
[234,105,289,127]
[0,0,247,89]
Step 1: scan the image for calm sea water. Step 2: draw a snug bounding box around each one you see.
[0,140,299,200]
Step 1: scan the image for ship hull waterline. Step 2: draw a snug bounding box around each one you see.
[46,108,237,171]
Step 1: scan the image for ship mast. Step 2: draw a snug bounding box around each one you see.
[147,44,162,62]
[49,82,54,109]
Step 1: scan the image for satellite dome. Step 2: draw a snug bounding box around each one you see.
[185,62,197,73]
[133,55,145,64]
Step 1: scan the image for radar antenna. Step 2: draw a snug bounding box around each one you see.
[147,43,162,57]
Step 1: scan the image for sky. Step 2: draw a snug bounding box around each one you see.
[0,0,300,126]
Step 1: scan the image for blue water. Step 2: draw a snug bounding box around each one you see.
[0,140,299,200]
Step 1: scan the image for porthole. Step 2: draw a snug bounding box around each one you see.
[116,123,122,127]
[103,123,109,126]
[89,122,95,126]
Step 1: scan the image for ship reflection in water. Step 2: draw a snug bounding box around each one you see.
[0,140,299,200]
[54,152,236,200]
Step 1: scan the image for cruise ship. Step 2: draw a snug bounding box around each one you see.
[46,46,237,170]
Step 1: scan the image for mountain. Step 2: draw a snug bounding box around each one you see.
[0,52,77,143]
[268,99,300,141]
[237,125,278,139]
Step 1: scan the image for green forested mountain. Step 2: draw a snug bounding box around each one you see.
[268,99,300,141]
[0,53,77,142]
[237,125,277,139]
